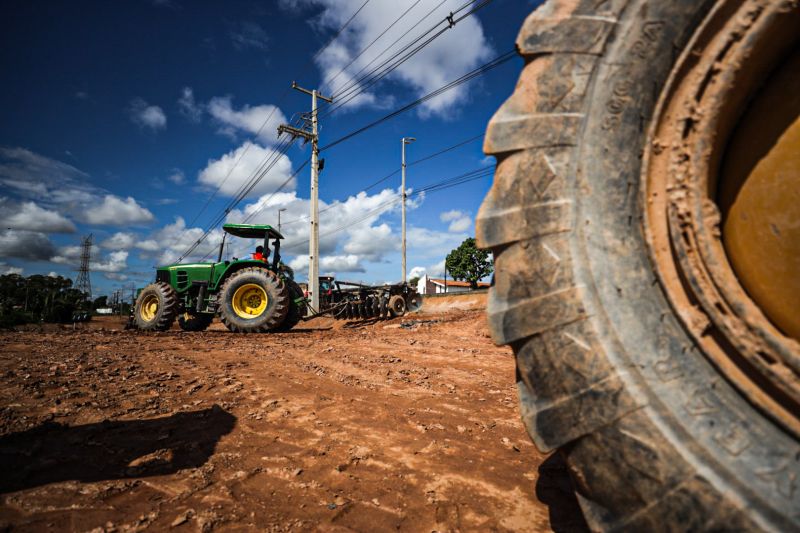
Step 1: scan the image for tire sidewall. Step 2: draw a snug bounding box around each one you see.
[134,283,176,331]
[389,295,406,318]
[575,0,798,521]
[218,268,287,331]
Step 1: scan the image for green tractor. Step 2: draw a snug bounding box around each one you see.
[132,223,306,333]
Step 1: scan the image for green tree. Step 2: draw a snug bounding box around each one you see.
[444,237,493,289]
[0,274,83,325]
[93,295,108,310]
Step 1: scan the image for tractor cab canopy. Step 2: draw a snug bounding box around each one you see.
[220,224,283,269]
[222,224,284,240]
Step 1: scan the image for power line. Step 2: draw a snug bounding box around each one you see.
[277,132,484,228]
[327,0,449,99]
[175,135,298,262]
[174,3,503,263]
[323,0,423,91]
[320,48,516,152]
[283,164,494,251]
[324,0,494,113]
[183,0,372,231]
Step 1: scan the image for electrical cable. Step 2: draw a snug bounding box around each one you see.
[323,0,423,91]
[175,2,500,263]
[319,48,515,152]
[277,132,484,228]
[323,0,493,113]
[182,0,372,231]
[326,0,448,99]
[282,163,493,251]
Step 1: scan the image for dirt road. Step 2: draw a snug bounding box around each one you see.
[0,304,586,532]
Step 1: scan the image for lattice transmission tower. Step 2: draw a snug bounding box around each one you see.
[75,234,93,301]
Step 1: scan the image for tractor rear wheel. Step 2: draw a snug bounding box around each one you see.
[134,282,177,331]
[218,268,289,333]
[272,279,306,332]
[177,311,214,332]
[477,0,799,530]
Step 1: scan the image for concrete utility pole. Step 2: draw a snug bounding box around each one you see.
[401,137,415,283]
[278,82,333,315]
[277,208,287,234]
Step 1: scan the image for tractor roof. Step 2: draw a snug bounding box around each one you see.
[222,223,284,240]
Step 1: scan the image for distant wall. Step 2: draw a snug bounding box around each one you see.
[419,290,488,313]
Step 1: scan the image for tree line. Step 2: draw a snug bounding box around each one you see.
[0,274,89,327]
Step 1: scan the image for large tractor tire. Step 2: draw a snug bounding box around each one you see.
[217,268,289,333]
[271,279,306,332]
[134,282,178,331]
[477,1,799,530]
[177,311,214,332]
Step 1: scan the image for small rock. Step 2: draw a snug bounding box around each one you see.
[171,511,191,527]
[293,468,303,476]
[327,503,337,510]
[371,498,380,506]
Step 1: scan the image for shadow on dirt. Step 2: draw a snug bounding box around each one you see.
[535,453,590,533]
[0,405,235,493]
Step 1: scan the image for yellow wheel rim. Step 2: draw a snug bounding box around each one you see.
[232,283,268,319]
[140,294,160,322]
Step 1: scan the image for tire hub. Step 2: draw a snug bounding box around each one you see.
[643,0,800,436]
[140,294,159,322]
[232,283,268,319]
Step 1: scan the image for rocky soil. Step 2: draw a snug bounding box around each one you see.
[0,306,586,532]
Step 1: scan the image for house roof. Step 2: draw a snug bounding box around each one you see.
[428,278,490,288]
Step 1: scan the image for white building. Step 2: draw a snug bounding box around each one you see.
[416,275,490,295]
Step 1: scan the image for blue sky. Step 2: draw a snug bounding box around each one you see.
[0,0,536,296]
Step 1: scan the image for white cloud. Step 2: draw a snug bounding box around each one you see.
[83,195,155,225]
[228,21,269,51]
[177,87,202,123]
[198,141,295,198]
[100,232,137,250]
[129,98,167,131]
[136,239,160,252]
[226,184,420,278]
[167,169,185,184]
[104,272,129,281]
[342,222,396,261]
[294,0,493,115]
[0,146,91,203]
[0,147,153,230]
[289,254,365,274]
[51,245,128,273]
[93,250,129,273]
[0,230,55,261]
[0,262,23,275]
[207,96,286,145]
[408,226,466,255]
[137,217,223,265]
[408,266,425,279]
[428,259,446,278]
[48,271,58,277]
[0,198,76,233]
[440,209,471,233]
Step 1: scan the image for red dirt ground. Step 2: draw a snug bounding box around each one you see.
[0,301,587,532]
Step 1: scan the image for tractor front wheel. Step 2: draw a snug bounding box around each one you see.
[218,268,289,333]
[134,282,178,331]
